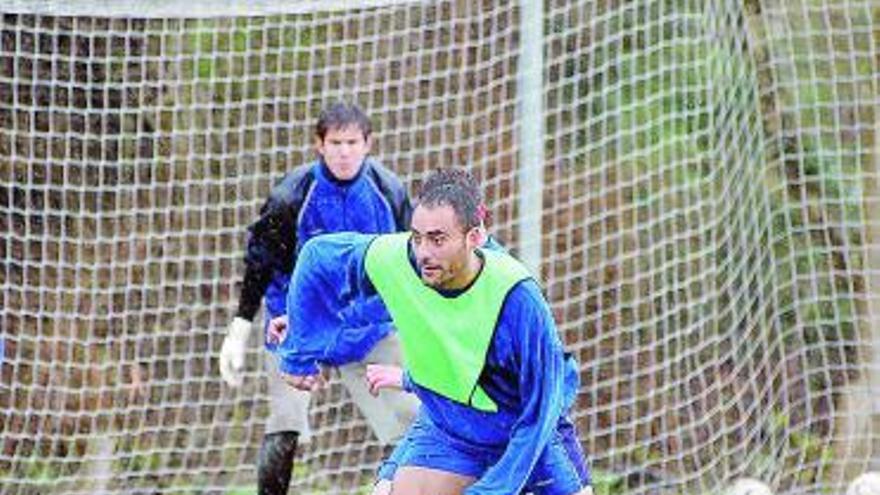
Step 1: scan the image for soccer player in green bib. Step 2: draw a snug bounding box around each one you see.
[276,168,591,495]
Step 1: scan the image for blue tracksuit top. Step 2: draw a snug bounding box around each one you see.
[236,158,411,342]
[277,232,580,495]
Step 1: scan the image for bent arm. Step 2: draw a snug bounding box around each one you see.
[236,169,311,320]
[275,233,385,373]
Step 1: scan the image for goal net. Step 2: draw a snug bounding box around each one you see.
[1,0,877,494]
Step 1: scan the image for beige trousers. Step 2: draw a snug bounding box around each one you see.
[266,333,419,445]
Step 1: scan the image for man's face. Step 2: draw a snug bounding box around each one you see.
[315,125,372,180]
[410,204,480,290]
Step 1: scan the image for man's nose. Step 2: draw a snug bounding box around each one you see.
[414,244,433,261]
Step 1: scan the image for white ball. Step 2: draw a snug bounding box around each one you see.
[847,472,880,495]
[725,478,774,495]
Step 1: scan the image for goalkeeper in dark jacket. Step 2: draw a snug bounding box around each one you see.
[219,101,418,495]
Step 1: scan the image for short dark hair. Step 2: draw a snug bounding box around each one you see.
[417,167,482,230]
[315,101,372,140]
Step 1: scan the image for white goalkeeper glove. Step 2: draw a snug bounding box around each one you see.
[219,317,252,387]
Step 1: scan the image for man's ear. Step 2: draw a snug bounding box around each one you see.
[467,225,486,248]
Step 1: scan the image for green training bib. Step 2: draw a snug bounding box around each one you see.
[364,233,531,412]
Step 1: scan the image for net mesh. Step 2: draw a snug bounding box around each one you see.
[0,1,877,494]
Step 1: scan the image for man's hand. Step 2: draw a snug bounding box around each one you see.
[265,315,288,345]
[281,371,327,392]
[365,364,404,396]
[219,317,252,387]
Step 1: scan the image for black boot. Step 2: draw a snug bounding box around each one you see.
[257,431,299,495]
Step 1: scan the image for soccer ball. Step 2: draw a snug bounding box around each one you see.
[847,472,880,495]
[725,478,774,495]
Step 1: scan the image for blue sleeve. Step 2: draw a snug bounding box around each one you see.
[275,233,390,375]
[401,370,417,393]
[328,294,394,367]
[465,281,571,495]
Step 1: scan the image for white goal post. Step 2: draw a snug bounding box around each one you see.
[1,1,878,494]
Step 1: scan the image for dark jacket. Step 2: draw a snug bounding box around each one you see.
[236,158,411,332]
